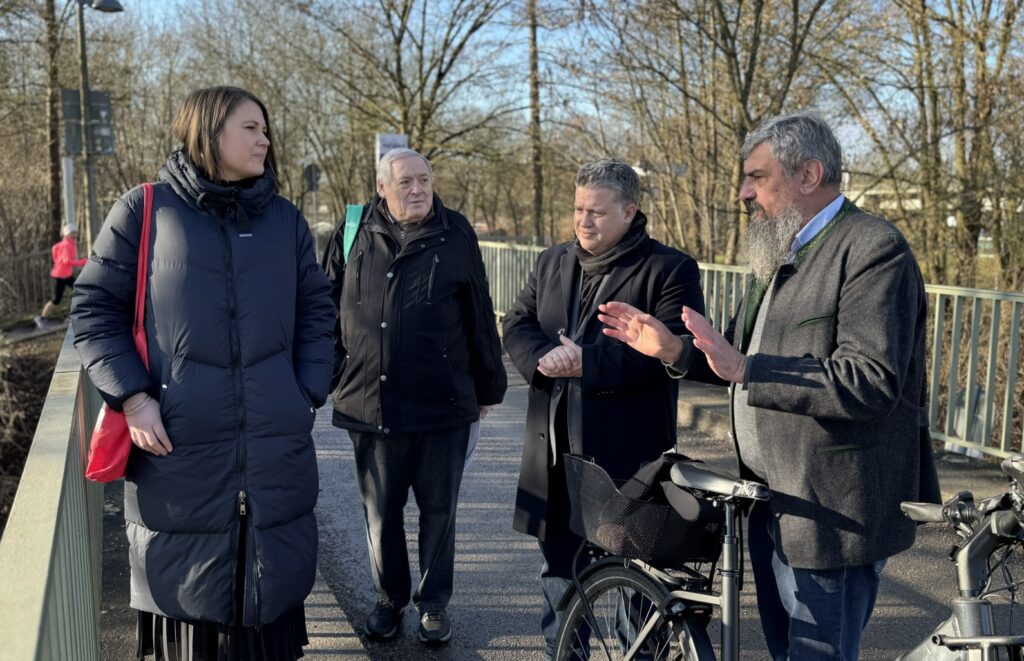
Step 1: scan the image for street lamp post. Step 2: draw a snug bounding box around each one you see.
[74,0,123,254]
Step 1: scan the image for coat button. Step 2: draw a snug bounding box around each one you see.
[420,243,426,248]
[381,322,388,328]
[380,374,387,382]
[383,427,390,434]
[386,272,394,279]
[555,385,563,392]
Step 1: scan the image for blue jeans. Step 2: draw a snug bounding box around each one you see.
[747,502,885,660]
[539,530,657,660]
[538,529,590,660]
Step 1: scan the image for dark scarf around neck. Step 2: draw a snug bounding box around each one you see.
[574,211,651,330]
[575,211,650,277]
[158,149,277,236]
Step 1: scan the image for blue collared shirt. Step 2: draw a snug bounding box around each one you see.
[789,193,846,260]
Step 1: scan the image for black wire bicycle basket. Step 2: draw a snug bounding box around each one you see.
[563,454,724,568]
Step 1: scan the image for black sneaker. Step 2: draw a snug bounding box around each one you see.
[418,608,452,645]
[365,599,403,640]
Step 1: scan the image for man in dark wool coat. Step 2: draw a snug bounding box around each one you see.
[599,111,941,660]
[502,158,707,660]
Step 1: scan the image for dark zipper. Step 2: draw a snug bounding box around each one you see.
[354,251,364,304]
[218,221,253,624]
[374,231,401,433]
[219,222,247,495]
[426,253,439,304]
[248,514,260,628]
[441,347,457,404]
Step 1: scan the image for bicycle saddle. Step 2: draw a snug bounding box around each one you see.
[669,462,770,501]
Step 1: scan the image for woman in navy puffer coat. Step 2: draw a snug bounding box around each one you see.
[71,86,335,660]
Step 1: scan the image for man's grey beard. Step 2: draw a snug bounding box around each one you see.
[745,203,805,286]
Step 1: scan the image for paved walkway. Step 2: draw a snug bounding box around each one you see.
[0,317,68,347]
[100,361,1016,659]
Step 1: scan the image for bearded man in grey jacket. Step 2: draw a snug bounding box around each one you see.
[599,110,940,660]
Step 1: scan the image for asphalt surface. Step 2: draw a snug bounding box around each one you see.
[0,316,68,347]
[100,361,1021,659]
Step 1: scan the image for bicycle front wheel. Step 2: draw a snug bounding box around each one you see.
[554,564,714,660]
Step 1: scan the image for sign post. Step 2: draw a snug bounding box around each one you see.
[375,133,409,163]
[61,88,115,156]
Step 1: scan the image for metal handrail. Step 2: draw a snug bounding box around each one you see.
[0,250,51,320]
[479,241,1024,457]
[0,330,104,660]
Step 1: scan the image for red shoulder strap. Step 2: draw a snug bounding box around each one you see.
[132,183,153,367]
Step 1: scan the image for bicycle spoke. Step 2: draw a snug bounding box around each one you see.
[555,565,710,661]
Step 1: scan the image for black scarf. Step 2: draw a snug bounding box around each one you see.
[574,211,651,325]
[158,149,277,235]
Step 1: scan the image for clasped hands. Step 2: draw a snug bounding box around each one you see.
[597,302,747,383]
[123,391,173,456]
[537,334,582,378]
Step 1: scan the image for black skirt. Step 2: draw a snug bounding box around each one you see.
[135,605,309,661]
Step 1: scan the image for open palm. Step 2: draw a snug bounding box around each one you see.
[597,301,677,362]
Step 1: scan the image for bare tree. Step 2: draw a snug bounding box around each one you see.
[284,0,522,160]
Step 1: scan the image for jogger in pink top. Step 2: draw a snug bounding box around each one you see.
[35,224,87,328]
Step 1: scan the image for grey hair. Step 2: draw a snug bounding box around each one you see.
[376,148,432,185]
[741,110,843,185]
[574,158,640,207]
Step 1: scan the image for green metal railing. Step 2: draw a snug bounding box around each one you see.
[927,286,1023,456]
[0,331,104,660]
[479,242,545,317]
[479,242,1024,457]
[0,250,50,320]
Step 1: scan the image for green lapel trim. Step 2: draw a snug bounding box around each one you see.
[741,278,767,353]
[792,198,856,267]
[740,198,856,350]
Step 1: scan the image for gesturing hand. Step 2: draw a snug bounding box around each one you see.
[682,306,747,383]
[598,301,683,364]
[123,392,174,456]
[537,334,583,378]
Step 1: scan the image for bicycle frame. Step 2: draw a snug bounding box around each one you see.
[558,453,1024,660]
[899,508,1024,660]
[657,498,743,661]
[560,497,745,661]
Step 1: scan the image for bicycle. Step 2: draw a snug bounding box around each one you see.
[554,452,1024,660]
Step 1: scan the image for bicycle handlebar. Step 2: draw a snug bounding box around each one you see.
[900,452,1024,545]
[901,501,945,523]
[991,509,1022,539]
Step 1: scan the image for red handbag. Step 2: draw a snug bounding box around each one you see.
[85,182,154,482]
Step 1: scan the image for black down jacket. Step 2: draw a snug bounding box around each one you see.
[322,195,506,434]
[70,151,335,626]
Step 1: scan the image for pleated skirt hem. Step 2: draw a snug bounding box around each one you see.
[135,605,309,661]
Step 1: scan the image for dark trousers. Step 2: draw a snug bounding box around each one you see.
[538,527,590,660]
[350,425,470,611]
[747,501,885,660]
[50,275,75,305]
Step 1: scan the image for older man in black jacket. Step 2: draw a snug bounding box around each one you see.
[502,158,706,659]
[322,148,506,645]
